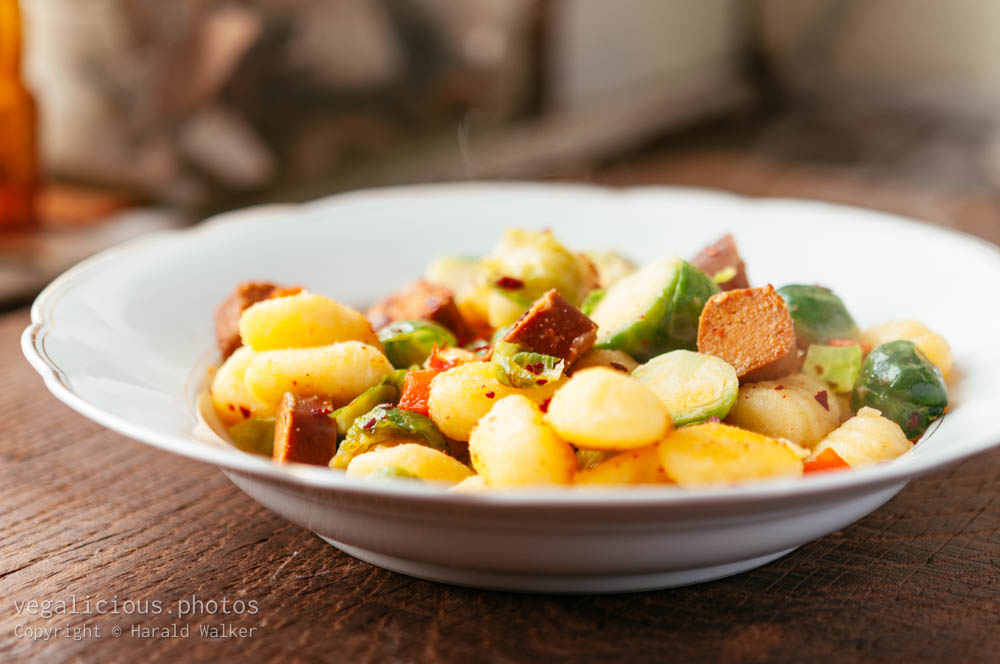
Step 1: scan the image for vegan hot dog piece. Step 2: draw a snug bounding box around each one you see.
[697,285,799,382]
[272,392,338,466]
[214,281,281,359]
[367,280,474,345]
[690,233,749,291]
[501,289,598,365]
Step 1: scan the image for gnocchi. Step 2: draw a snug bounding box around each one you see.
[427,361,560,441]
[245,341,392,409]
[346,444,473,484]
[210,228,952,489]
[239,291,380,351]
[468,395,576,487]
[211,345,272,426]
[810,407,912,468]
[657,422,803,486]
[860,320,954,380]
[546,368,670,450]
[725,373,842,449]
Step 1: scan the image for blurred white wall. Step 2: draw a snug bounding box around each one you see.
[760,0,1000,117]
[549,0,747,108]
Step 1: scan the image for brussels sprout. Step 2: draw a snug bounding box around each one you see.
[228,418,275,456]
[632,350,738,426]
[380,368,410,392]
[777,284,860,347]
[580,289,605,316]
[377,320,457,369]
[584,251,637,288]
[480,229,594,328]
[367,465,420,480]
[330,383,400,436]
[803,344,863,393]
[590,257,720,362]
[851,340,947,438]
[576,448,615,470]
[491,341,566,388]
[330,405,449,469]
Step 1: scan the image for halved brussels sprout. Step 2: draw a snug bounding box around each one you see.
[330,383,400,436]
[377,320,457,369]
[580,289,605,316]
[228,417,275,457]
[590,257,720,362]
[491,341,565,388]
[330,405,449,469]
[575,448,615,470]
[851,340,947,438]
[803,344,863,393]
[777,284,859,347]
[631,350,738,426]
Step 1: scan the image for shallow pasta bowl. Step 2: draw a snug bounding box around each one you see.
[22,183,1000,593]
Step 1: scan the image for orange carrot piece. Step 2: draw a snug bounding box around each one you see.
[803,447,851,474]
[398,370,437,416]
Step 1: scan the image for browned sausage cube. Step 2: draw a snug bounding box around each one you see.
[366,280,474,344]
[697,285,799,382]
[273,393,338,466]
[690,233,749,291]
[502,290,598,365]
[214,281,280,359]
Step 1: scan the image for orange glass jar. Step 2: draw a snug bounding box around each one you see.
[0,0,37,228]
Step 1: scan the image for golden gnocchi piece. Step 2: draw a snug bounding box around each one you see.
[810,406,912,468]
[725,373,841,449]
[545,367,670,450]
[244,341,392,410]
[345,444,473,484]
[860,320,954,380]
[448,474,488,493]
[239,291,379,351]
[427,361,560,441]
[468,395,576,487]
[210,345,272,426]
[574,445,669,486]
[657,422,803,486]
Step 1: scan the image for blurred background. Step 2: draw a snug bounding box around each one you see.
[2,0,1000,303]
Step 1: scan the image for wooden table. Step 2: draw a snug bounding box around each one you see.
[3,162,1000,662]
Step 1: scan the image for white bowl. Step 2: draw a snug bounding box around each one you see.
[23,183,1000,593]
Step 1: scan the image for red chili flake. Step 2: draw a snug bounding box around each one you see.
[524,362,545,375]
[495,276,524,290]
[814,390,830,411]
[539,397,552,413]
[362,418,377,431]
[908,412,920,432]
[705,416,721,424]
[609,362,627,372]
[239,406,251,419]
[774,385,785,390]
[311,406,333,416]
[291,380,298,386]
[484,391,495,399]
[536,379,548,385]
[228,404,236,412]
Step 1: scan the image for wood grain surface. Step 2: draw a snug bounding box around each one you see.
[2,172,1000,663]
